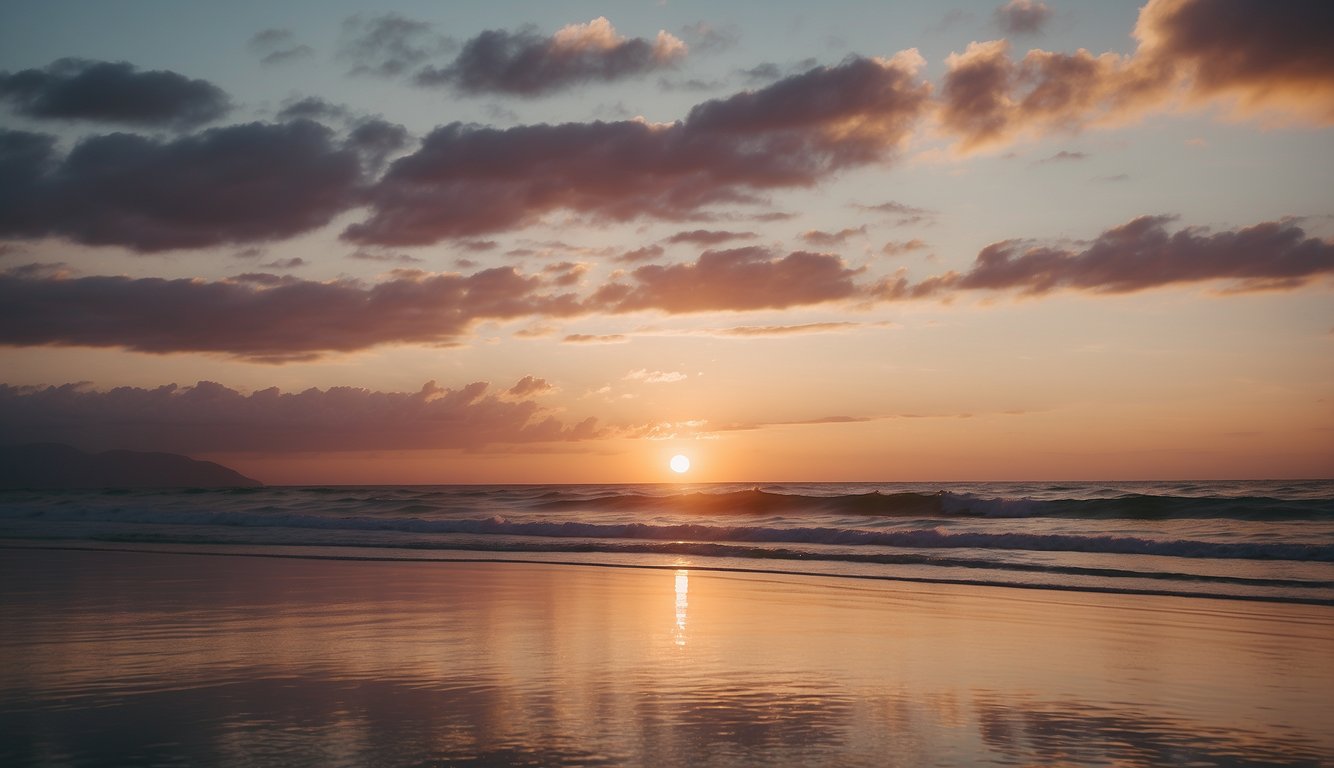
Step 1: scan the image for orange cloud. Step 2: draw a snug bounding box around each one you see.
[590,247,864,313]
[940,0,1334,152]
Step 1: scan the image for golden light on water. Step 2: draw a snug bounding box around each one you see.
[673,569,689,647]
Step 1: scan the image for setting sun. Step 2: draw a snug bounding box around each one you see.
[669,455,690,474]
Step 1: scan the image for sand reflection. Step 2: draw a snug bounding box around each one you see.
[2,547,1332,767]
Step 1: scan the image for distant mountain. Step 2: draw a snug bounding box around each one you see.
[0,443,262,489]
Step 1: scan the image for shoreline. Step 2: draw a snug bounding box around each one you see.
[4,539,1333,607]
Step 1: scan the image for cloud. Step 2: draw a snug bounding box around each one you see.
[348,54,931,244]
[880,216,1334,298]
[665,229,756,245]
[1135,0,1334,123]
[995,0,1052,35]
[543,261,588,287]
[1037,150,1089,163]
[276,96,351,122]
[0,379,599,453]
[339,13,455,78]
[348,249,422,264]
[416,17,687,96]
[881,238,929,255]
[0,58,230,128]
[678,22,739,55]
[617,245,665,263]
[738,63,783,84]
[247,29,314,67]
[624,368,687,384]
[657,77,725,93]
[710,322,867,337]
[800,225,867,246]
[344,118,411,172]
[737,58,819,85]
[0,121,365,252]
[506,375,554,397]
[854,200,937,227]
[563,333,628,344]
[590,247,865,313]
[940,0,1334,152]
[0,266,581,361]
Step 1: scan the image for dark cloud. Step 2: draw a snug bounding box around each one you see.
[347,54,931,244]
[258,257,306,270]
[800,225,866,246]
[348,249,422,264]
[665,229,757,245]
[339,13,455,78]
[276,96,351,122]
[0,379,599,453]
[736,57,822,85]
[248,29,293,50]
[0,121,364,252]
[0,266,581,361]
[738,63,783,84]
[344,118,410,172]
[880,216,1334,298]
[414,17,687,97]
[940,0,1334,152]
[1136,0,1334,122]
[995,0,1052,35]
[617,245,665,263]
[0,58,230,128]
[248,29,314,67]
[590,247,864,313]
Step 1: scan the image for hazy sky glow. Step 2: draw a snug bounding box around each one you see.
[1,0,1331,483]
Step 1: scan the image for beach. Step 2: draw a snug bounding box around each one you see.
[3,546,1331,767]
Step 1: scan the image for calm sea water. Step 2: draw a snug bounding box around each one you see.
[2,480,1331,603]
[3,481,1333,766]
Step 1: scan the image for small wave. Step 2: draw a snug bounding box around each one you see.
[536,488,1333,520]
[4,505,1330,562]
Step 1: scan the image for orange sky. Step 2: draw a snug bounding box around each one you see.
[1,0,1331,482]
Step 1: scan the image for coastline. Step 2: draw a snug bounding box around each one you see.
[4,539,1332,607]
[3,546,1331,766]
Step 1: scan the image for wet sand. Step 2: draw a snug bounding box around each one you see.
[2,547,1331,766]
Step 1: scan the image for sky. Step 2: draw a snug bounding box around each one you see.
[0,0,1331,484]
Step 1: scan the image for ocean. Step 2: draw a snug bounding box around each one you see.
[3,480,1331,605]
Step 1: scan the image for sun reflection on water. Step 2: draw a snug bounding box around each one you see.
[674,569,689,647]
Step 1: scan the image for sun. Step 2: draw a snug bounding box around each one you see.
[669,454,690,474]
